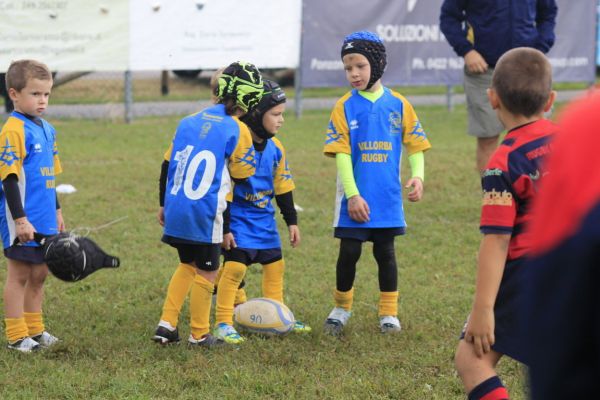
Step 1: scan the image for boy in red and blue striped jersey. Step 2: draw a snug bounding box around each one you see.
[454,47,557,400]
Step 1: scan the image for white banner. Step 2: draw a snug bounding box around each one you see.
[0,0,301,72]
[129,0,301,70]
[0,0,129,72]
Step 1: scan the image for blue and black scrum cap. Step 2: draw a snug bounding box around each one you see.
[240,80,286,140]
[341,31,387,90]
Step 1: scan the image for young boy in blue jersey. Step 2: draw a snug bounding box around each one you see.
[153,61,263,347]
[322,31,431,335]
[1,60,64,352]
[213,80,310,344]
[454,48,556,400]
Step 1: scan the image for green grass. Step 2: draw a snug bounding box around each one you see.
[0,105,537,399]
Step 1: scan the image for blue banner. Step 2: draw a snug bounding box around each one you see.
[300,0,597,87]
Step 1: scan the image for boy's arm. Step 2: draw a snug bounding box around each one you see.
[465,233,511,358]
[157,160,169,226]
[275,191,300,248]
[2,174,35,243]
[336,153,369,222]
[406,151,424,202]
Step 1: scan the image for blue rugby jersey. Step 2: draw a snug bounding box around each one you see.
[0,112,62,248]
[480,119,557,261]
[228,137,294,249]
[323,87,431,228]
[163,104,255,244]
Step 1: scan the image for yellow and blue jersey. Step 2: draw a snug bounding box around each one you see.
[0,112,62,248]
[228,137,294,249]
[163,104,255,244]
[323,87,431,228]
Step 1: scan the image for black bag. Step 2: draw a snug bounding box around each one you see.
[17,232,120,282]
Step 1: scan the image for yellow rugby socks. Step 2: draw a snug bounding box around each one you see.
[24,312,44,337]
[378,291,399,317]
[160,263,196,327]
[215,261,247,325]
[5,317,28,343]
[189,273,214,339]
[334,288,354,311]
[235,287,247,306]
[262,259,285,303]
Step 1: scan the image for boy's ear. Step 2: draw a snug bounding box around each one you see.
[487,88,500,110]
[7,87,18,102]
[543,90,557,113]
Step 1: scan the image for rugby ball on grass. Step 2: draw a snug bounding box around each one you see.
[234,297,295,336]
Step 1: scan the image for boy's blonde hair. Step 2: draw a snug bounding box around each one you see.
[5,60,52,91]
[210,67,226,103]
[492,48,552,118]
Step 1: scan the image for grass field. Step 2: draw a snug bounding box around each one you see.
[0,104,536,399]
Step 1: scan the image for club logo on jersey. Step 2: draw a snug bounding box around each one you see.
[389,112,402,135]
[482,189,513,207]
[0,139,20,167]
[200,122,211,139]
[34,143,42,153]
[350,120,359,130]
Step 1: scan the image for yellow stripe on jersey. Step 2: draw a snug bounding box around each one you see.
[0,118,27,180]
[164,143,173,162]
[271,137,295,195]
[323,92,352,158]
[390,91,432,156]
[229,118,256,180]
[53,141,62,175]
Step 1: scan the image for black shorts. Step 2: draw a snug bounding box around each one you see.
[162,235,220,271]
[4,245,45,264]
[223,247,282,266]
[334,227,405,242]
[460,258,528,364]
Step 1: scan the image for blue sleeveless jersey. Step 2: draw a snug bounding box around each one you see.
[163,104,255,244]
[229,137,294,249]
[0,112,62,248]
[323,88,431,228]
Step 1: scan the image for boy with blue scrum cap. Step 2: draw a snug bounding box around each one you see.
[322,31,431,335]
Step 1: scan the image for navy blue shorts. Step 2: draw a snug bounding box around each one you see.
[460,258,528,364]
[223,247,282,266]
[4,245,45,264]
[334,227,405,242]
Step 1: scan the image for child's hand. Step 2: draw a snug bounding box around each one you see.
[347,195,370,222]
[56,208,65,232]
[463,307,495,358]
[15,217,35,244]
[222,232,237,250]
[288,225,301,248]
[157,207,165,226]
[405,177,423,202]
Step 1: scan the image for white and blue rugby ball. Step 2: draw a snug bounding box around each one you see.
[234,297,295,336]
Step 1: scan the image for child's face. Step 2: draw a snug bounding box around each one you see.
[343,53,371,91]
[9,78,53,117]
[262,103,286,135]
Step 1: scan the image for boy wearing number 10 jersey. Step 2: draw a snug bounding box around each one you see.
[153,62,263,347]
